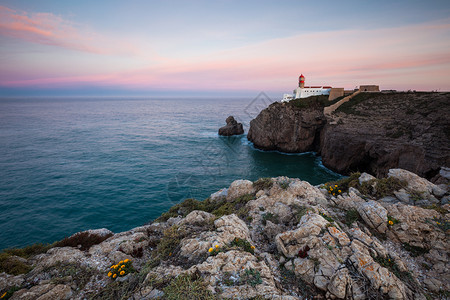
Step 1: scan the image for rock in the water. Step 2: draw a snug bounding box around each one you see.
[218,116,244,136]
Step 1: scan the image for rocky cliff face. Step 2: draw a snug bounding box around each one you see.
[1,169,448,299]
[248,92,450,180]
[247,96,327,152]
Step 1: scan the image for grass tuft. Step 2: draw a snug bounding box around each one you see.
[163,273,216,300]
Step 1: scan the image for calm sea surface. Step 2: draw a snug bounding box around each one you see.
[0,97,341,249]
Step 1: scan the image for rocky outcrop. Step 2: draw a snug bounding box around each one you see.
[1,170,448,299]
[247,97,326,152]
[218,116,244,136]
[248,92,450,180]
[319,92,450,179]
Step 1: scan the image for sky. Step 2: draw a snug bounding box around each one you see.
[0,0,449,96]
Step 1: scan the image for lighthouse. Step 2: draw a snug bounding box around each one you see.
[282,73,332,102]
[299,74,305,88]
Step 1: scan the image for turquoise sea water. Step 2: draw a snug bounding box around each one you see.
[0,97,341,249]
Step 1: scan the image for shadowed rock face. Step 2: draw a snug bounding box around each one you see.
[247,101,326,153]
[247,92,450,180]
[219,116,244,136]
[319,92,450,179]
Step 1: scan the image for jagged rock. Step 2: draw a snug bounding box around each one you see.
[388,168,441,195]
[179,210,214,226]
[179,214,251,260]
[359,172,376,184]
[1,169,448,299]
[226,179,254,201]
[394,189,411,204]
[11,284,72,300]
[210,188,227,200]
[218,116,244,136]
[357,200,388,233]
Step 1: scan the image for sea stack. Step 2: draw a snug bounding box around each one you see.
[218,116,244,136]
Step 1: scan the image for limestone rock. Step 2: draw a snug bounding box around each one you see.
[357,200,388,233]
[226,179,254,201]
[210,188,227,200]
[388,168,439,195]
[218,116,244,136]
[359,172,376,184]
[179,210,214,226]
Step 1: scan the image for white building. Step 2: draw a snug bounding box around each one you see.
[281,74,332,102]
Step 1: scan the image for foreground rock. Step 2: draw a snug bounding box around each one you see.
[1,169,448,299]
[218,116,244,136]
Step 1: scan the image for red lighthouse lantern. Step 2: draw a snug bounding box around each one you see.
[299,74,305,88]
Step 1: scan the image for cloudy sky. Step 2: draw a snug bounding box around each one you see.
[0,0,449,96]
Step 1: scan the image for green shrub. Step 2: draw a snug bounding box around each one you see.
[345,209,361,226]
[240,268,262,287]
[253,178,273,191]
[54,232,112,251]
[4,243,52,258]
[156,225,185,259]
[262,212,279,225]
[0,252,32,275]
[229,238,255,254]
[325,173,360,194]
[402,243,429,257]
[163,273,216,300]
[279,180,290,190]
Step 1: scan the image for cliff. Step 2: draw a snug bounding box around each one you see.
[247,96,327,152]
[1,169,448,299]
[248,92,450,180]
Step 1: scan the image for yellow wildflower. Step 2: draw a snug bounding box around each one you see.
[113,265,118,269]
[119,260,123,264]
[332,193,335,196]
[113,274,117,279]
[208,248,213,253]
[120,270,125,275]
[335,185,338,187]
[215,245,219,249]
[338,190,341,193]
[251,245,255,250]
[108,272,112,277]
[110,265,114,269]
[1,292,7,298]
[124,259,130,263]
[388,220,394,225]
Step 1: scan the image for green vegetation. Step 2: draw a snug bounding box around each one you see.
[345,209,361,226]
[156,225,186,260]
[287,95,330,109]
[402,243,429,257]
[229,237,255,255]
[155,194,255,223]
[54,232,113,251]
[335,92,381,115]
[240,268,262,287]
[0,252,32,275]
[423,204,448,215]
[253,177,273,191]
[163,273,216,300]
[291,205,314,223]
[325,173,408,199]
[319,212,334,223]
[279,180,290,190]
[3,243,52,258]
[261,212,279,225]
[429,216,450,232]
[46,262,98,290]
[325,173,361,194]
[373,255,414,285]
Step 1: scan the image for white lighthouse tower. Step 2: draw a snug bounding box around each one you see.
[282,74,332,102]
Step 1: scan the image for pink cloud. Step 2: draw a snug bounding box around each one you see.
[0,5,139,55]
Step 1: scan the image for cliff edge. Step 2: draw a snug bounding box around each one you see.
[248,92,450,180]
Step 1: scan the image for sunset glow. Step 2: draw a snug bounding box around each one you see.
[1,0,449,96]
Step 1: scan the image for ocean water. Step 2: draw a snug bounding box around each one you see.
[0,97,341,249]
